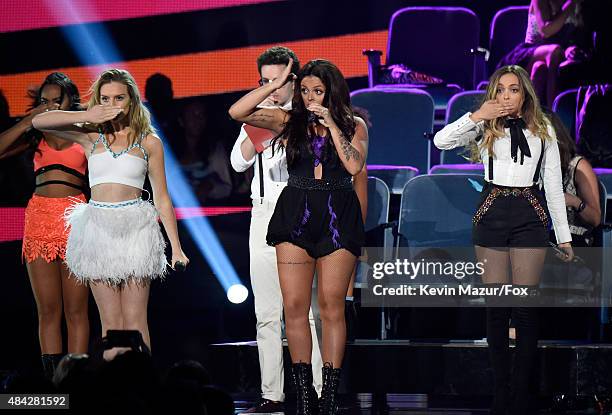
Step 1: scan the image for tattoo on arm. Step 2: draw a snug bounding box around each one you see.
[249,112,273,123]
[339,134,362,162]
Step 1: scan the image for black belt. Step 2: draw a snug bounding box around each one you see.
[288,175,352,191]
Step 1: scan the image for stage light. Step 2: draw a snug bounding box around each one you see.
[162,141,248,301]
[50,0,121,69]
[227,284,249,304]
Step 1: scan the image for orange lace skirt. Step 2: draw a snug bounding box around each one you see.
[22,193,86,263]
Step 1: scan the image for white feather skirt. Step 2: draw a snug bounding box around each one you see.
[64,198,167,285]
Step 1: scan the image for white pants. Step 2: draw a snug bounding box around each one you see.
[249,199,323,402]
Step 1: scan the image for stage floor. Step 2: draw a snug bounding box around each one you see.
[232,392,602,414]
[210,340,612,414]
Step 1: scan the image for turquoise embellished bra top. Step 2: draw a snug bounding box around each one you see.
[88,132,148,190]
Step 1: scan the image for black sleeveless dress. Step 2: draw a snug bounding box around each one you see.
[266,135,364,258]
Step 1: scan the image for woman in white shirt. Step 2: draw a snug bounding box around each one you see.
[434,65,573,415]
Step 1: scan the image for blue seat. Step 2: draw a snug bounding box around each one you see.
[552,89,579,138]
[429,164,484,175]
[440,90,486,164]
[364,7,480,110]
[351,88,434,178]
[367,165,418,195]
[597,181,608,228]
[374,84,463,115]
[594,170,612,222]
[398,174,485,248]
[364,177,391,236]
[356,177,393,288]
[445,90,487,124]
[595,170,612,204]
[599,181,612,327]
[488,6,529,75]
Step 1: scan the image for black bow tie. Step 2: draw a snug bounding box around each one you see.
[505,118,531,164]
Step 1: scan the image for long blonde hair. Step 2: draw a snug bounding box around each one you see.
[473,65,552,161]
[87,68,156,146]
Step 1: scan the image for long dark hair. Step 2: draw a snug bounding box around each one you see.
[26,72,81,151]
[271,59,357,168]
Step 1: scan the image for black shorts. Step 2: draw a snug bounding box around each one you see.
[266,184,364,258]
[472,183,549,248]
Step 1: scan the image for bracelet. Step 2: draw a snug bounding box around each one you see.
[576,201,586,213]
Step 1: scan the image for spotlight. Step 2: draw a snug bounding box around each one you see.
[227,284,249,304]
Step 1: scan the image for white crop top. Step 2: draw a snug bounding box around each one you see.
[89,132,148,189]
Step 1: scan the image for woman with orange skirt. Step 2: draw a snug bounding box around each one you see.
[0,73,89,379]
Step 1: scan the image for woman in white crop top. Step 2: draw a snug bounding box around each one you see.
[435,65,573,415]
[33,68,189,360]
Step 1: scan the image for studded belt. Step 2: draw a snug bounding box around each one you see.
[288,175,352,191]
[89,198,142,208]
[473,185,549,227]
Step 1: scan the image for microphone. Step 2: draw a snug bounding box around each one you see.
[174,261,187,272]
[307,111,317,124]
[307,111,318,137]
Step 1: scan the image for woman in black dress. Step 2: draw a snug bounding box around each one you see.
[229,58,368,415]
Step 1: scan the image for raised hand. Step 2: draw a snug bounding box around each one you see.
[86,104,124,124]
[27,102,59,122]
[307,103,335,128]
[471,100,514,122]
[270,58,296,90]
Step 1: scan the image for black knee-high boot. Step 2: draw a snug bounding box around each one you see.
[41,353,63,381]
[291,363,319,415]
[486,304,512,415]
[510,292,539,415]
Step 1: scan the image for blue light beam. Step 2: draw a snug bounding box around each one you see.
[162,139,247,295]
